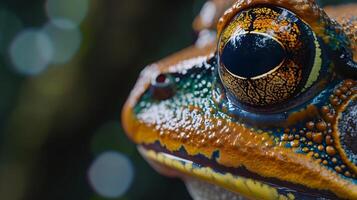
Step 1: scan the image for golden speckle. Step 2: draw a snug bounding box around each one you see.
[340,86,348,93]
[332,157,338,164]
[325,135,334,145]
[288,135,295,141]
[291,140,300,147]
[335,166,342,173]
[344,80,354,88]
[321,106,330,114]
[317,145,324,151]
[345,171,351,177]
[326,146,336,156]
[340,94,348,100]
[316,121,327,131]
[312,132,323,144]
[282,134,289,141]
[334,89,342,96]
[325,113,335,122]
[330,98,340,106]
[306,132,312,140]
[314,153,320,158]
[306,121,315,130]
[302,147,309,153]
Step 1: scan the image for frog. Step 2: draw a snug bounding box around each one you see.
[122,0,357,199]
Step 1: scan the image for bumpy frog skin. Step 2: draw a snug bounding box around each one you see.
[122,0,357,199]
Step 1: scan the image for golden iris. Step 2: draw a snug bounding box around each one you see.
[218,6,322,107]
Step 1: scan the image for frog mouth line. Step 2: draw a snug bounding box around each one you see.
[138,143,337,200]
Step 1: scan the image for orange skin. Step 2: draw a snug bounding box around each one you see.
[123,1,357,199]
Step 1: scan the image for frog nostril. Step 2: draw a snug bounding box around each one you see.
[150,73,174,100]
[155,74,167,84]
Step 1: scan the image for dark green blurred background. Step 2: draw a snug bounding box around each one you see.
[0,0,354,200]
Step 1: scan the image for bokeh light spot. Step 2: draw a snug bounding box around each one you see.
[42,21,82,64]
[88,151,134,198]
[46,0,89,28]
[9,29,53,75]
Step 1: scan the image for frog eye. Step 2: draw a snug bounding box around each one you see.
[218,6,324,107]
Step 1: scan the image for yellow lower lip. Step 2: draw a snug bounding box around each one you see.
[138,146,295,200]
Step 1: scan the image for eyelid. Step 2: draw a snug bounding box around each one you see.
[217,0,325,38]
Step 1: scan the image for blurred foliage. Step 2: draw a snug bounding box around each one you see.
[0,0,354,200]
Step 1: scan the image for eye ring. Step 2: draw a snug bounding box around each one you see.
[217,6,326,107]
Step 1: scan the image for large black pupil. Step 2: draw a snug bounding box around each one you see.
[221,33,286,78]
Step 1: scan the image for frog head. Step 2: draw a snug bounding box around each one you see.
[122,0,357,199]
